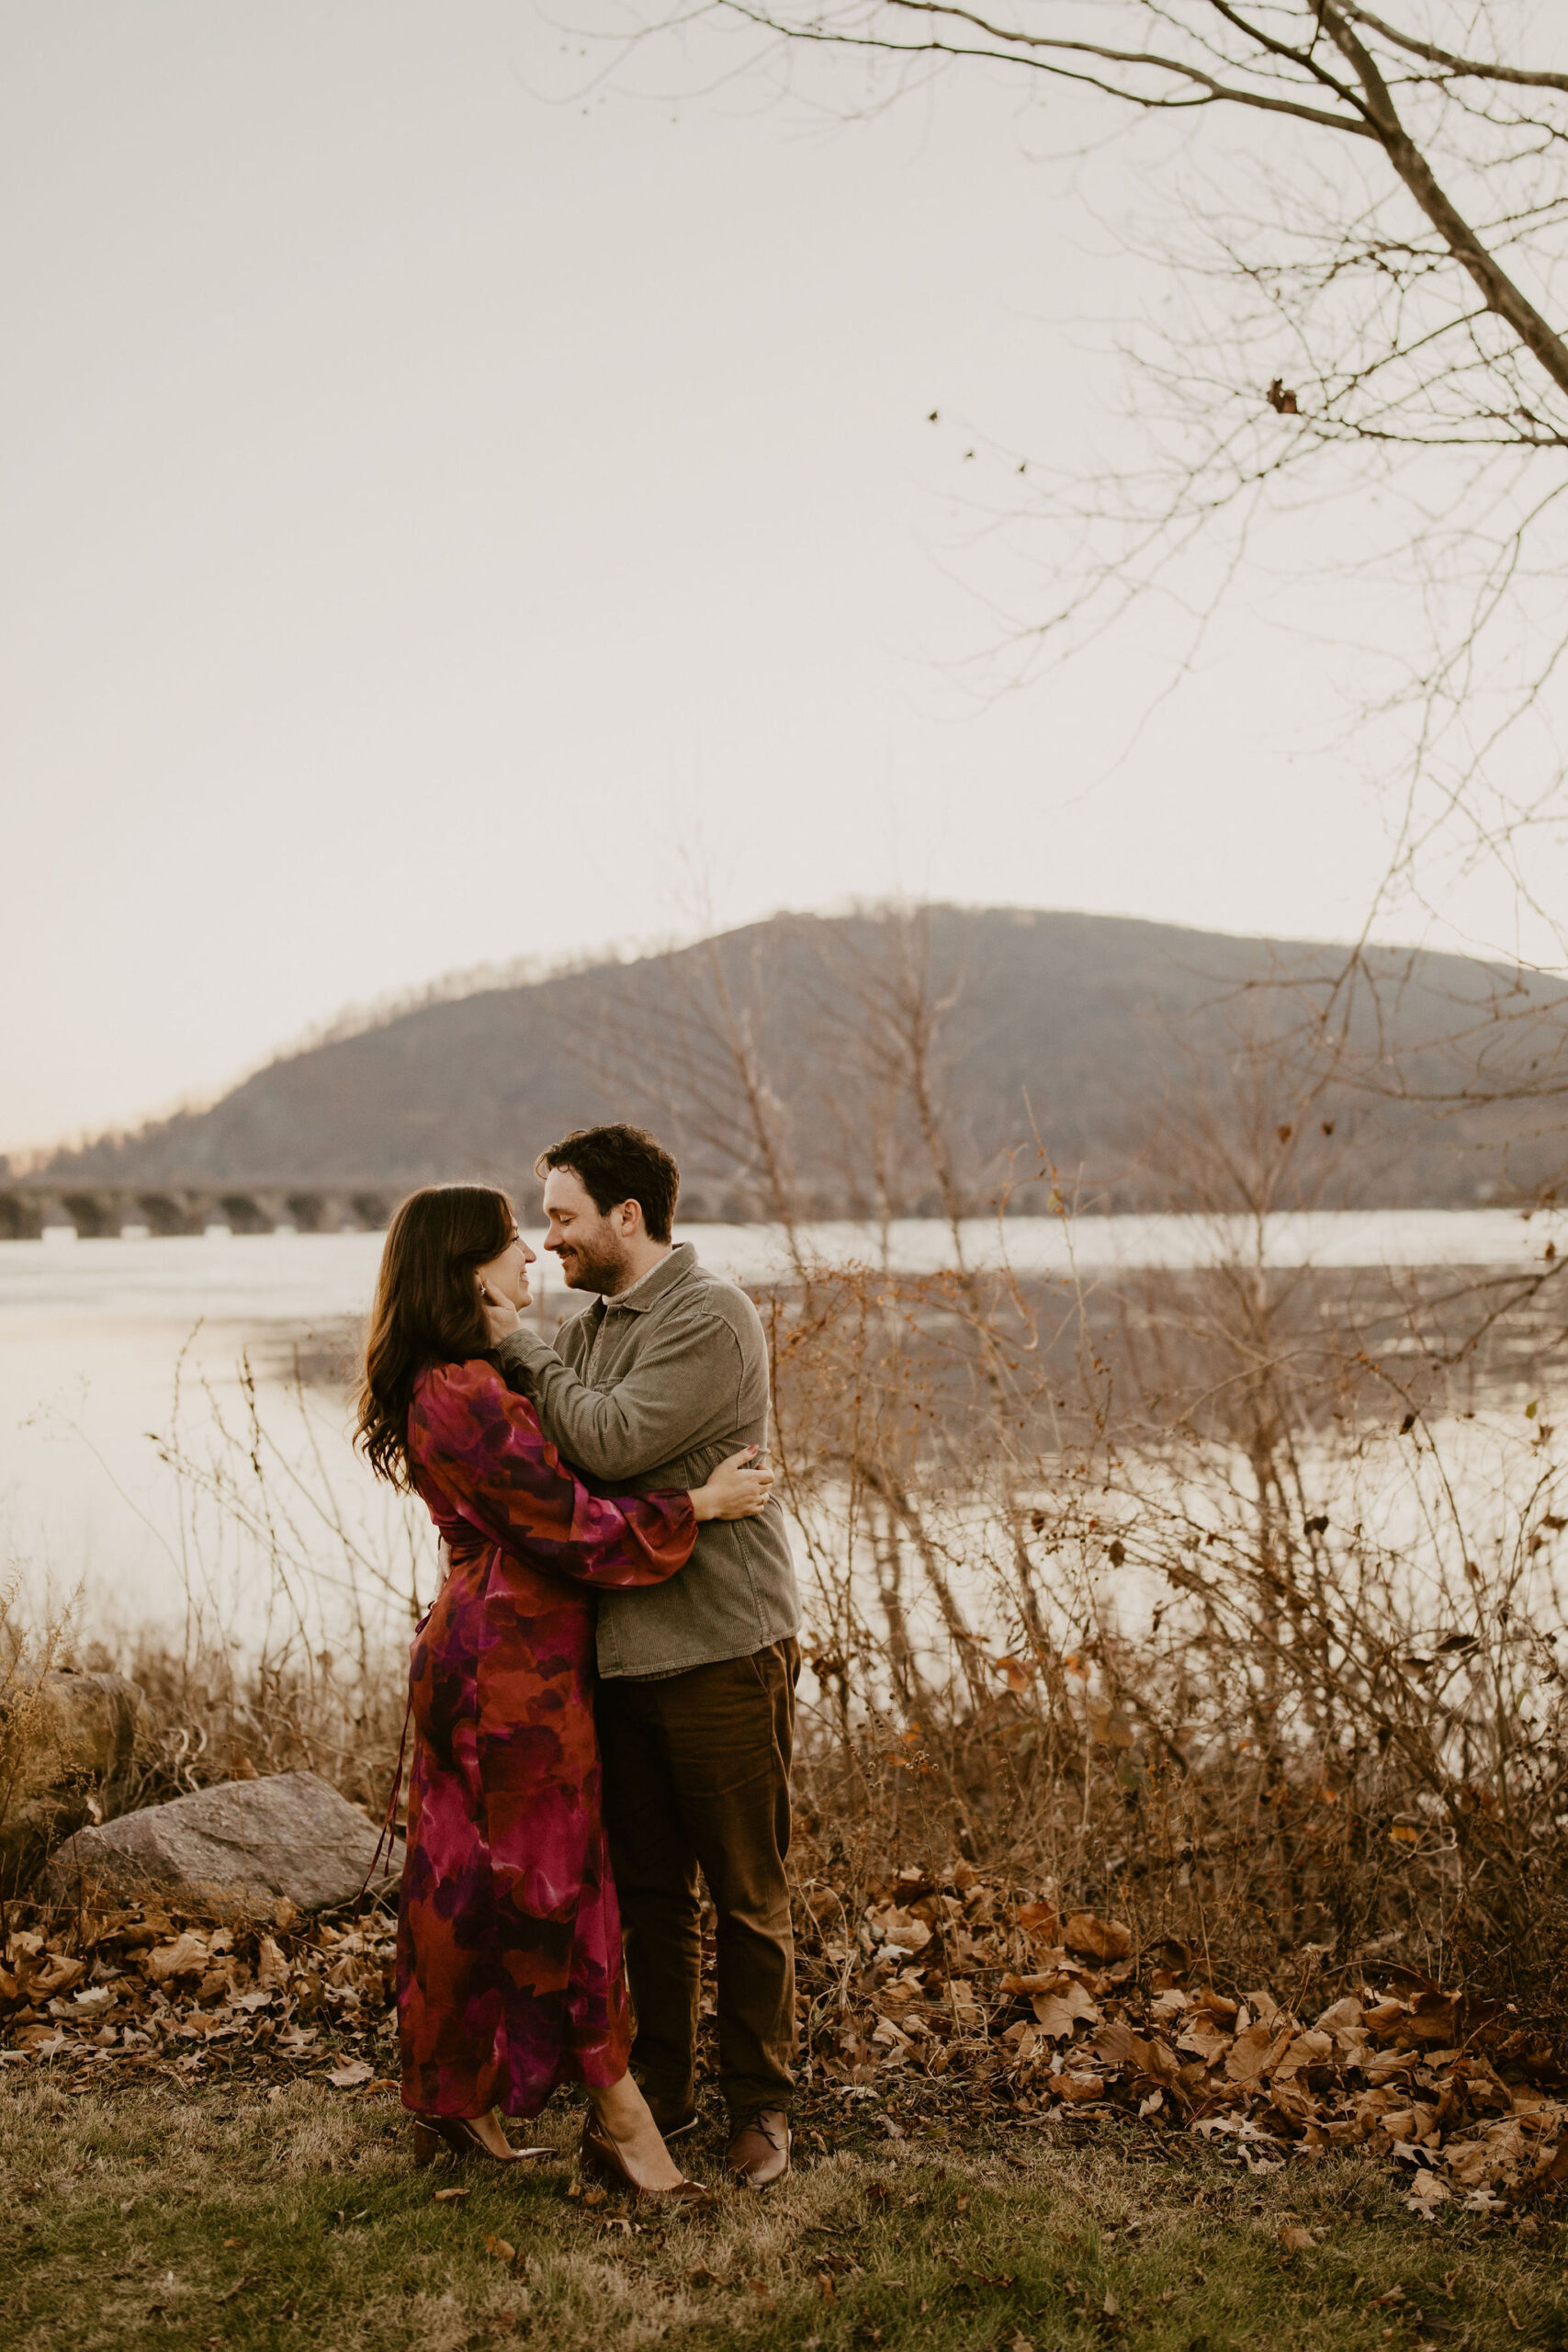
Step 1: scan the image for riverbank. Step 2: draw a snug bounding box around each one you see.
[7,1209,1568,2346]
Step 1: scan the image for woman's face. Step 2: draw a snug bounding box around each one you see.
[474,1221,536,1312]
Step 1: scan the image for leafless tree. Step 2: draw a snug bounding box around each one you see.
[617,4,1568,978]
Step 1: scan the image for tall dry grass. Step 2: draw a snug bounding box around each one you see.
[766,1244,1568,2021]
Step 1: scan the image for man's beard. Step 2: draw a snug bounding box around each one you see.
[556,1231,632,1295]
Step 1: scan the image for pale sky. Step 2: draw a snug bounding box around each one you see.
[3,3,1558,1155]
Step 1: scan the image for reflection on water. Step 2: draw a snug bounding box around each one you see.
[0,1210,1560,1647]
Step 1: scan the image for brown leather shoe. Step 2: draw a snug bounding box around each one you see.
[726,2107,791,2188]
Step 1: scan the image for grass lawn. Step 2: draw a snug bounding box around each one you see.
[4,2078,1567,2351]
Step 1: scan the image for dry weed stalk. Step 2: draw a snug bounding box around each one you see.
[0,1579,77,1894]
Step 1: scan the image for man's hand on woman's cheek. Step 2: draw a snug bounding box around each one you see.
[479,1286,524,1347]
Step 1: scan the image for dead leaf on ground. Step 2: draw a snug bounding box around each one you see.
[254,1935,289,1989]
[1016,1901,1058,1941]
[1057,2070,1105,2104]
[146,1932,210,1984]
[1062,1911,1132,1963]
[1033,1990,1097,2041]
[1226,2020,1288,2083]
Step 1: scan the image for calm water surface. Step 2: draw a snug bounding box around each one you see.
[2,1209,1559,1645]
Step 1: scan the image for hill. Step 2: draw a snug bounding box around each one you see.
[43,907,1568,1216]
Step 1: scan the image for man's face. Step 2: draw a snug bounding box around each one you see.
[541,1166,634,1294]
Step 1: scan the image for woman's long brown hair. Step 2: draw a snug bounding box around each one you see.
[355,1184,517,1488]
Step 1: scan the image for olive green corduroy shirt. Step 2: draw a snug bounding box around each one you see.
[494,1242,801,1681]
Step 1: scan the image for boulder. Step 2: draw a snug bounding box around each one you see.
[0,1669,143,1888]
[42,1769,400,1913]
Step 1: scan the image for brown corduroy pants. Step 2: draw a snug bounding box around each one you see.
[595,1636,800,2121]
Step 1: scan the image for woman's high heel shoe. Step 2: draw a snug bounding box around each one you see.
[581,2114,713,2210]
[412,2111,539,2165]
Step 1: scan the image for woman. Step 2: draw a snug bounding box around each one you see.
[356,1183,772,2199]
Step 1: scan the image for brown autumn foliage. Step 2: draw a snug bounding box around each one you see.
[767,1246,1568,2015]
[791,1860,1568,2219]
[4,1855,1567,2221]
[0,1899,399,2099]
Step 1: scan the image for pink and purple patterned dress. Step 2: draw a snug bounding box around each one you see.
[398,1357,695,2120]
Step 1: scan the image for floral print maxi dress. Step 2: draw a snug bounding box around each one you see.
[398,1356,696,2120]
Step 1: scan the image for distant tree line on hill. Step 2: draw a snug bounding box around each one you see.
[39,906,1568,1220]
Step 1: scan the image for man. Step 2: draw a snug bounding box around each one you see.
[481,1123,801,2188]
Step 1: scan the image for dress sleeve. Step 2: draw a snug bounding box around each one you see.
[410,1359,696,1589]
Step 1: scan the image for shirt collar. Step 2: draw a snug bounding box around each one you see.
[599,1238,696,1315]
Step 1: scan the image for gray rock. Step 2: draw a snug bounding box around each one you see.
[0,1669,144,1888]
[42,1769,400,1913]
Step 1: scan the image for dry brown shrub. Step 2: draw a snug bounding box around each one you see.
[767,1243,1568,2030]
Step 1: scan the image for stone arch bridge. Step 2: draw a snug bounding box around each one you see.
[0,1183,397,1241]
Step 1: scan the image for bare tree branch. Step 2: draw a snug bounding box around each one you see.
[1318,5,1568,402]
[1343,5,1568,96]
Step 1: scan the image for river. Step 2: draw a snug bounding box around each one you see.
[2,1208,1560,1651]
